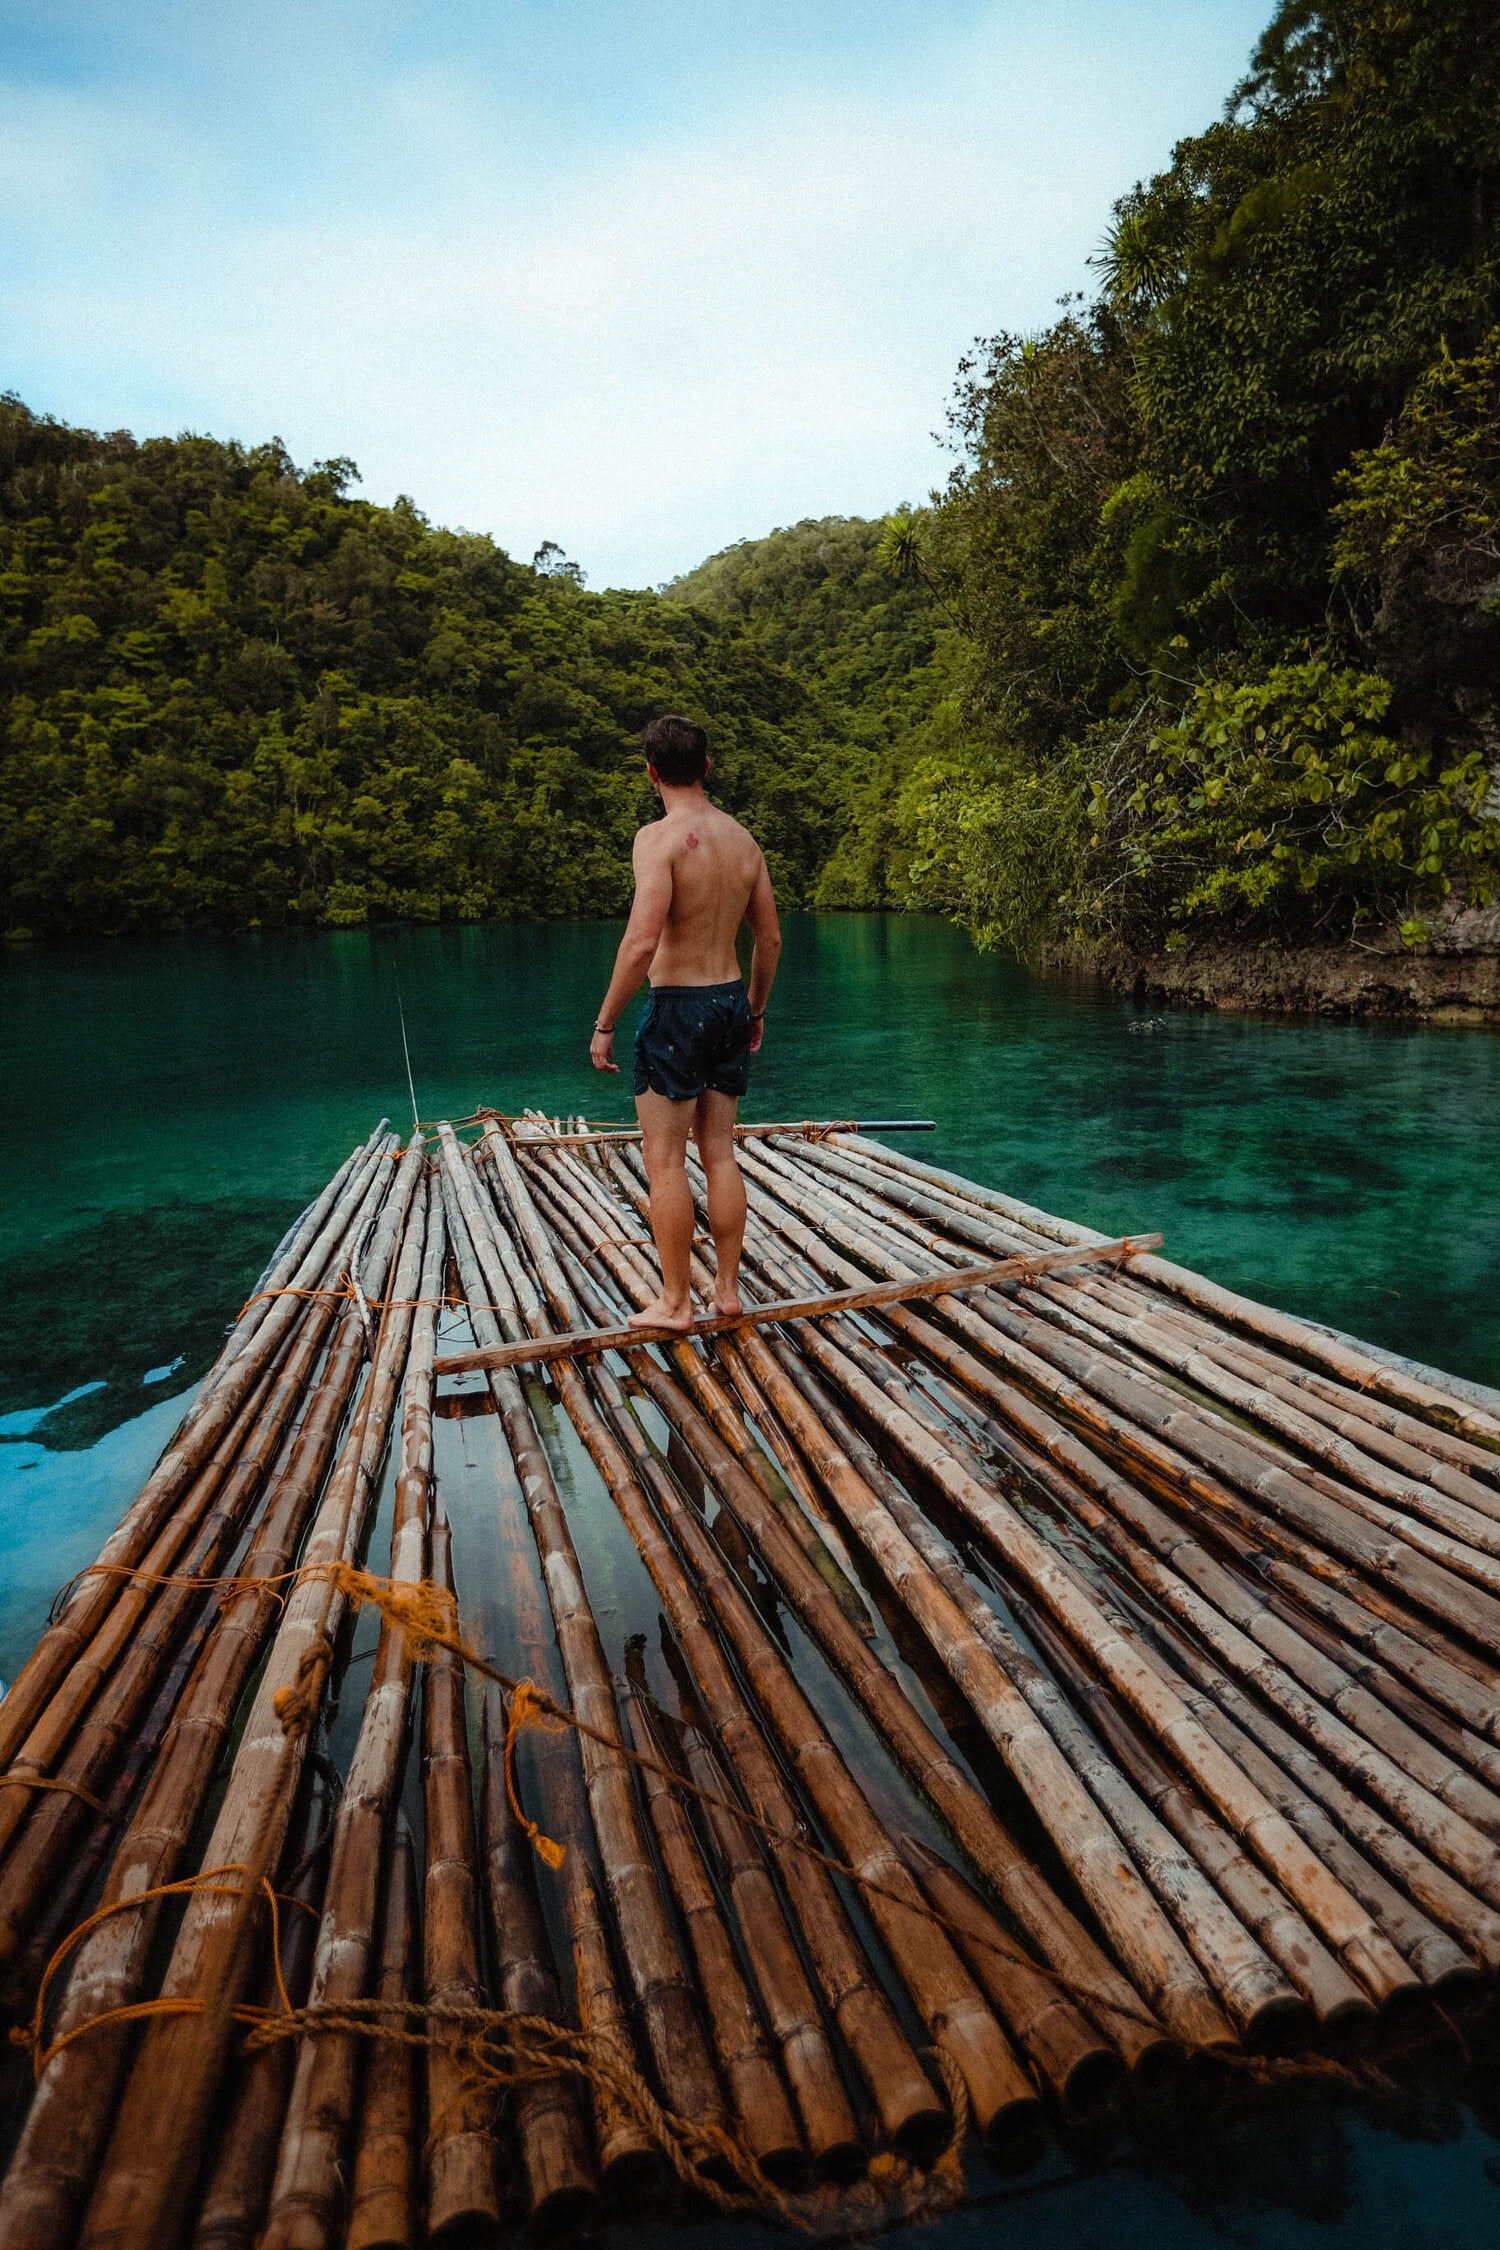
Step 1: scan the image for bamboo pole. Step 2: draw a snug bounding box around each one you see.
[480,1133,1092,2161]
[0,1164,418,2250]
[887,1306,1500,1918]
[899,1844,1127,2117]
[578,1371,1038,2168]
[1133,1596,1500,1977]
[964,1265,1500,1720]
[1007,1272,1500,1577]
[568,1136,1185,2081]
[433,1134,728,2146]
[766,1347,1323,2047]
[485,1448,665,2202]
[917,1359,1500,1998]
[736,1262,1294,2010]
[806,1128,1500,1511]
[467,1131,947,2160]
[461,1231,944,2173]
[1141,1311,1500,1494]
[475,1685,600,2234]
[259,1177,445,2250]
[0,1250,372,1959]
[421,1512,504,2242]
[856,1290,1500,1852]
[1012,1598,1373,2044]
[749,1139,1500,1637]
[952,1404,1500,1975]
[836,1135,1500,1452]
[618,1684,808,2187]
[735,1148,1500,1993]
[0,1143,398,1845]
[596,1165,1236,2049]
[717,1328,1261,2043]
[189,1761,337,2250]
[663,1699,865,2180]
[521,1147,877,1642]
[1193,1528,1500,1748]
[0,1551,225,2023]
[432,1235,1158,1378]
[582,1280,1237,2055]
[746,1143,1500,1863]
[501,1119,935,1149]
[0,1137,399,1776]
[912,1271,1500,1710]
[77,1140,427,2250]
[345,1819,420,2250]
[725,1160,1420,2006]
[566,1860,668,2203]
[1062,1274,1500,1526]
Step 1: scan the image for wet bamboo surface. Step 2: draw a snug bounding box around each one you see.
[0,1111,1498,2246]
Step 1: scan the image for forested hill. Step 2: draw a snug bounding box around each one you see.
[893,0,1500,963]
[0,409,920,937]
[5,0,1499,962]
[665,516,964,907]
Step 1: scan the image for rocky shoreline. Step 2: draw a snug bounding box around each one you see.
[1044,902,1500,1024]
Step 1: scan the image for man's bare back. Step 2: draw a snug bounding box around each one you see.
[636,800,767,987]
[590,715,781,1333]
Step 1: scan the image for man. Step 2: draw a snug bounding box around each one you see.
[590,714,781,1331]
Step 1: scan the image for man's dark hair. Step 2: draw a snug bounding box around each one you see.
[642,714,708,785]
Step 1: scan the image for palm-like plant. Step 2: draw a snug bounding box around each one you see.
[1098,210,1180,307]
[876,511,926,581]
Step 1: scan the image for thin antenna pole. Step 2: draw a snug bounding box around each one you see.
[395,980,420,1130]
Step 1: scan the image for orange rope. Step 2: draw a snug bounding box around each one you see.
[0,1773,110,1815]
[502,1681,567,1870]
[12,1864,296,2078]
[31,1558,1163,2032]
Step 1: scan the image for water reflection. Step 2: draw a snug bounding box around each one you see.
[3,917,1499,2245]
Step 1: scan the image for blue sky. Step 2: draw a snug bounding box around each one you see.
[1,1,1270,587]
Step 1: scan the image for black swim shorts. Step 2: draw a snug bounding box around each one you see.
[633,980,753,1102]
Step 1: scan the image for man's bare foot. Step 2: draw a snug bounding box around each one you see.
[628,1294,695,1333]
[713,1289,743,1319]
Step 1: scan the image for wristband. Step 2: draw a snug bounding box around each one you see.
[750,1009,766,1021]
[593,1022,614,1036]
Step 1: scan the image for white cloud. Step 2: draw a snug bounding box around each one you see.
[0,2,1266,584]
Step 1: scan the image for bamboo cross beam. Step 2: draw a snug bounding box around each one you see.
[432,1233,1163,1378]
[505,1119,936,1150]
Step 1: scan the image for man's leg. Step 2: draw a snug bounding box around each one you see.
[631,1090,697,1330]
[693,1090,746,1316]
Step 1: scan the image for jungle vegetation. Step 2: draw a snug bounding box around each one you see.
[882,0,1500,958]
[0,409,862,935]
[2,0,1497,955]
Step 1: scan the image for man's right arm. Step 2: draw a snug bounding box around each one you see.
[744,853,781,1053]
[590,830,673,1073]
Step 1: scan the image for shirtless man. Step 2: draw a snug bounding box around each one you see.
[590,714,781,1331]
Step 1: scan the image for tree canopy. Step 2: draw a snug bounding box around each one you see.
[882,0,1500,958]
[0,409,870,935]
[5,1,1497,959]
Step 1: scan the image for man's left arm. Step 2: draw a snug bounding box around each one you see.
[589,832,673,1074]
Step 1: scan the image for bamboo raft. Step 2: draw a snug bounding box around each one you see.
[2,1112,1500,2249]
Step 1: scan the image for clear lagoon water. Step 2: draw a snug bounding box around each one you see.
[3,912,1500,2244]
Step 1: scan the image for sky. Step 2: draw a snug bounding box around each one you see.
[0,1,1271,588]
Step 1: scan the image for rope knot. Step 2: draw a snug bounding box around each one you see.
[272,1635,335,1736]
[503,1681,568,1870]
[330,1563,463,1658]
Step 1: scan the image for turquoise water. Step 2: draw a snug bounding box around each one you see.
[3,913,1500,2242]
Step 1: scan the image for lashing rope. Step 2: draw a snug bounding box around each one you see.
[502,1681,568,1870]
[11,1557,1439,2133]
